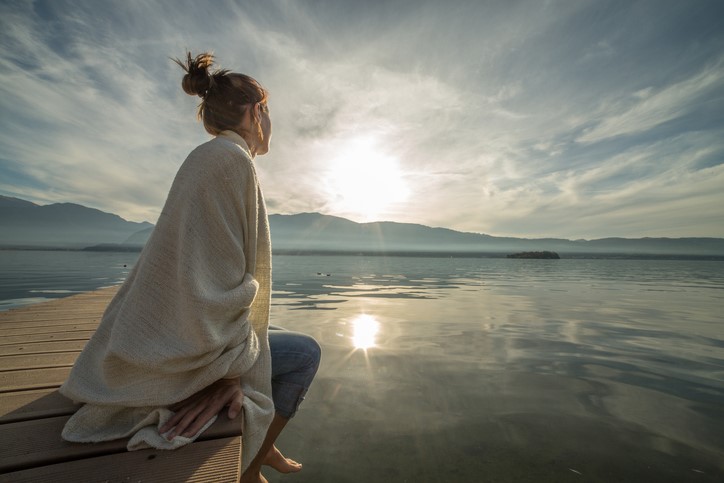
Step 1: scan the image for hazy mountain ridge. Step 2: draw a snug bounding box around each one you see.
[1,197,723,256]
[269,213,724,256]
[0,196,153,248]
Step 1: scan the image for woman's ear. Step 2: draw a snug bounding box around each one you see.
[241,104,256,123]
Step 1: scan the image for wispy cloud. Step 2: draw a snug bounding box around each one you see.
[577,59,724,144]
[1,0,723,237]
[480,131,724,238]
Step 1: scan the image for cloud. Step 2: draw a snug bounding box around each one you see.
[577,59,724,144]
[0,1,212,221]
[1,0,723,238]
[478,131,724,239]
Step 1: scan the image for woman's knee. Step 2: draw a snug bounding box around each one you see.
[301,334,322,369]
[269,330,322,375]
[291,332,321,375]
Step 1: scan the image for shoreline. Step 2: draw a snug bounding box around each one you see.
[0,284,122,313]
[2,246,724,261]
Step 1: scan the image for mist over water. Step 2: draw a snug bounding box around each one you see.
[1,251,722,481]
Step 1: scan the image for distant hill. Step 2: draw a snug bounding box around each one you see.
[267,213,724,257]
[0,196,153,248]
[2,197,723,257]
[123,227,154,245]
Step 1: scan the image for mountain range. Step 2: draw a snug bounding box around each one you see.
[2,196,723,257]
[268,213,724,256]
[0,196,153,248]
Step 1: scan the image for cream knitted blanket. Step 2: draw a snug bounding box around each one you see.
[60,131,274,472]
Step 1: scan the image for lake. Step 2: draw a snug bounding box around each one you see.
[1,250,723,482]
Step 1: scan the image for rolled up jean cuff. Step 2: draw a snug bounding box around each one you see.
[272,380,309,419]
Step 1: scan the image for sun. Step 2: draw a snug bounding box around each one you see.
[323,136,410,221]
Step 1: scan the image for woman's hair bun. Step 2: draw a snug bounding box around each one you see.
[173,52,215,98]
[172,50,267,135]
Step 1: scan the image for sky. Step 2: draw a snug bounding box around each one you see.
[1,0,723,240]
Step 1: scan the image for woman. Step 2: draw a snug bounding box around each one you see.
[60,52,321,483]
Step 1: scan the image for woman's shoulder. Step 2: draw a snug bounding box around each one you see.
[184,136,256,181]
[192,135,252,163]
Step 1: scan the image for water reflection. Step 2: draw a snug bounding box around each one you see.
[271,255,724,310]
[351,314,379,349]
[268,256,724,482]
[280,299,724,481]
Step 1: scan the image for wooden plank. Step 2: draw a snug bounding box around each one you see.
[0,340,87,356]
[0,306,109,318]
[0,416,128,473]
[0,436,241,483]
[0,389,79,424]
[0,330,95,345]
[0,317,102,331]
[0,313,102,322]
[0,366,71,392]
[0,325,97,337]
[0,413,243,474]
[0,351,80,371]
[0,288,117,320]
[1,302,110,314]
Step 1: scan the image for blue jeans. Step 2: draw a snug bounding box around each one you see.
[269,326,321,419]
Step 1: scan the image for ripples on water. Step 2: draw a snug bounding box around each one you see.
[269,255,724,482]
[1,251,723,481]
[0,250,137,310]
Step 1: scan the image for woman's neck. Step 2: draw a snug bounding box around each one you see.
[234,129,258,158]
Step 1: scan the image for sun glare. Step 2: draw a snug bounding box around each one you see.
[324,136,410,221]
[352,314,380,350]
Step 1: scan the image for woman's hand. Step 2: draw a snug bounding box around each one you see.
[160,377,244,440]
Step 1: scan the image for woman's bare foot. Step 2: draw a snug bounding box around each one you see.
[262,445,302,473]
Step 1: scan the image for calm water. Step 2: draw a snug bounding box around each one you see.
[1,250,723,481]
[0,250,138,310]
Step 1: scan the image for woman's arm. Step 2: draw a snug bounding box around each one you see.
[159,377,245,439]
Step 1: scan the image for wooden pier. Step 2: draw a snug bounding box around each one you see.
[0,287,243,482]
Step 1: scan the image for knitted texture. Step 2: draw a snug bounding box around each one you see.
[60,131,274,472]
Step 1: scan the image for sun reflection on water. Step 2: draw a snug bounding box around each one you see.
[352,314,379,350]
